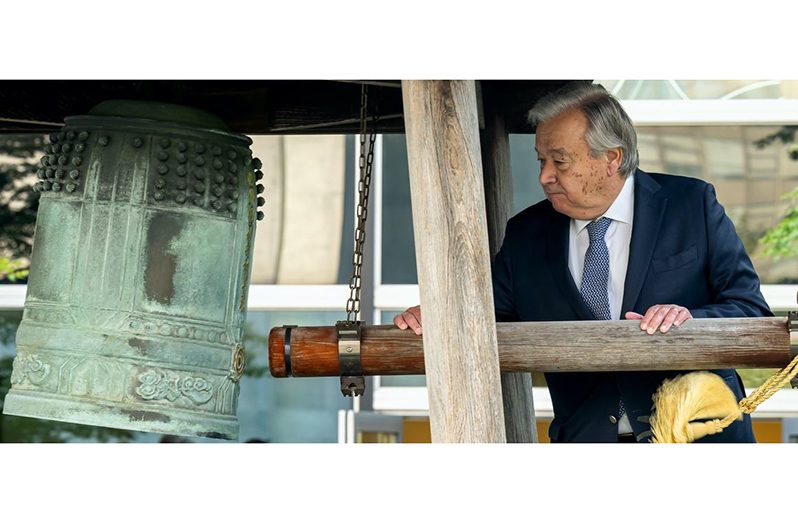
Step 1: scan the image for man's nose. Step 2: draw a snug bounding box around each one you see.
[539,162,556,185]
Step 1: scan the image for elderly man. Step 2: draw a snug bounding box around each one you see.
[394,82,771,443]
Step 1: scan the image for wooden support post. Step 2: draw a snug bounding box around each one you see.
[401,80,506,443]
[479,105,538,443]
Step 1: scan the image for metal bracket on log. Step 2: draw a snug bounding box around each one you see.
[337,320,365,397]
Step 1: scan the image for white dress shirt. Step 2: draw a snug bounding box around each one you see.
[567,173,635,434]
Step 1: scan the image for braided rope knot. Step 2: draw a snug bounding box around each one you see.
[739,398,756,414]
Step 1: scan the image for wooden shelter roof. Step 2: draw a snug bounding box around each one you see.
[0,80,574,135]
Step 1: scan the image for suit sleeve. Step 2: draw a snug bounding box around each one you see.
[492,222,520,322]
[690,183,773,319]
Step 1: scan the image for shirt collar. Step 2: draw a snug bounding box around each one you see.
[574,173,635,233]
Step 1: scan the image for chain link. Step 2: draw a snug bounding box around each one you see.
[345,84,378,321]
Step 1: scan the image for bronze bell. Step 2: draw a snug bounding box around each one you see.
[2,100,258,440]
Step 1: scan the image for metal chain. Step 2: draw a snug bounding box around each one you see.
[345,84,378,322]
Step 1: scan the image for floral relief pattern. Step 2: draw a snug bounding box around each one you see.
[135,369,214,405]
[10,354,51,386]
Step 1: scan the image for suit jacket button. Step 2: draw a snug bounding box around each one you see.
[609,415,618,424]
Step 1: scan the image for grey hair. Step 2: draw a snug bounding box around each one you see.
[528,82,639,177]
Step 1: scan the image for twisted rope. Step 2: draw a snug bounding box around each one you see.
[718,352,798,430]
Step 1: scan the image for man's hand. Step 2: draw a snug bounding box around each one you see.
[625,304,692,335]
[393,305,422,335]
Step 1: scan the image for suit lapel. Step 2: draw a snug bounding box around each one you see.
[544,208,594,320]
[621,170,667,315]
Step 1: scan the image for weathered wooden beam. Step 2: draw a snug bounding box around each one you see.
[401,80,506,443]
[334,80,403,89]
[480,106,537,443]
[268,113,404,133]
[269,318,794,377]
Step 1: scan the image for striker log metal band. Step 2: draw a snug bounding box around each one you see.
[336,320,365,397]
[283,324,297,376]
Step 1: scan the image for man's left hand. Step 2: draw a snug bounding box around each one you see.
[624,304,692,335]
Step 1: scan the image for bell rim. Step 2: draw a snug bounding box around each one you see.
[2,389,239,441]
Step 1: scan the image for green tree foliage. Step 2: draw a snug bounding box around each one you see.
[0,134,43,279]
[759,187,798,259]
[753,125,798,159]
[756,126,798,259]
[0,256,29,281]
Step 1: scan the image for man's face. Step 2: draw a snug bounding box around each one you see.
[535,108,624,220]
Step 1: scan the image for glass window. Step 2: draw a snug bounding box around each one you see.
[381,134,417,284]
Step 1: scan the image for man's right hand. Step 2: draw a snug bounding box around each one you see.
[393,305,422,335]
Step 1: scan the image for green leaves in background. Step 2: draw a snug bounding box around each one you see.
[0,256,29,282]
[760,187,798,259]
[757,126,798,259]
[0,135,42,278]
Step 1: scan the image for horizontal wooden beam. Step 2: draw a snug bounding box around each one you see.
[269,317,794,377]
[268,113,404,133]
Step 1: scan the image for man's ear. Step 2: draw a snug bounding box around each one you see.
[606,148,623,176]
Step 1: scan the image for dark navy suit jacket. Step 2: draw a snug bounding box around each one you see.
[492,169,772,443]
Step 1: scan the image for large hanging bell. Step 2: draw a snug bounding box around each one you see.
[2,100,258,440]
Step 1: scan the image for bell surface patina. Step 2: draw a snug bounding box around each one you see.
[2,100,259,440]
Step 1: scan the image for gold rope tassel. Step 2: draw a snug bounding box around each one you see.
[650,354,798,443]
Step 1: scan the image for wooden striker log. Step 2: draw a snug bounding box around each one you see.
[269,317,793,377]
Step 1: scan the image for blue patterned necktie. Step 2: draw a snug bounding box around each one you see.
[579,217,624,419]
[580,217,612,322]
